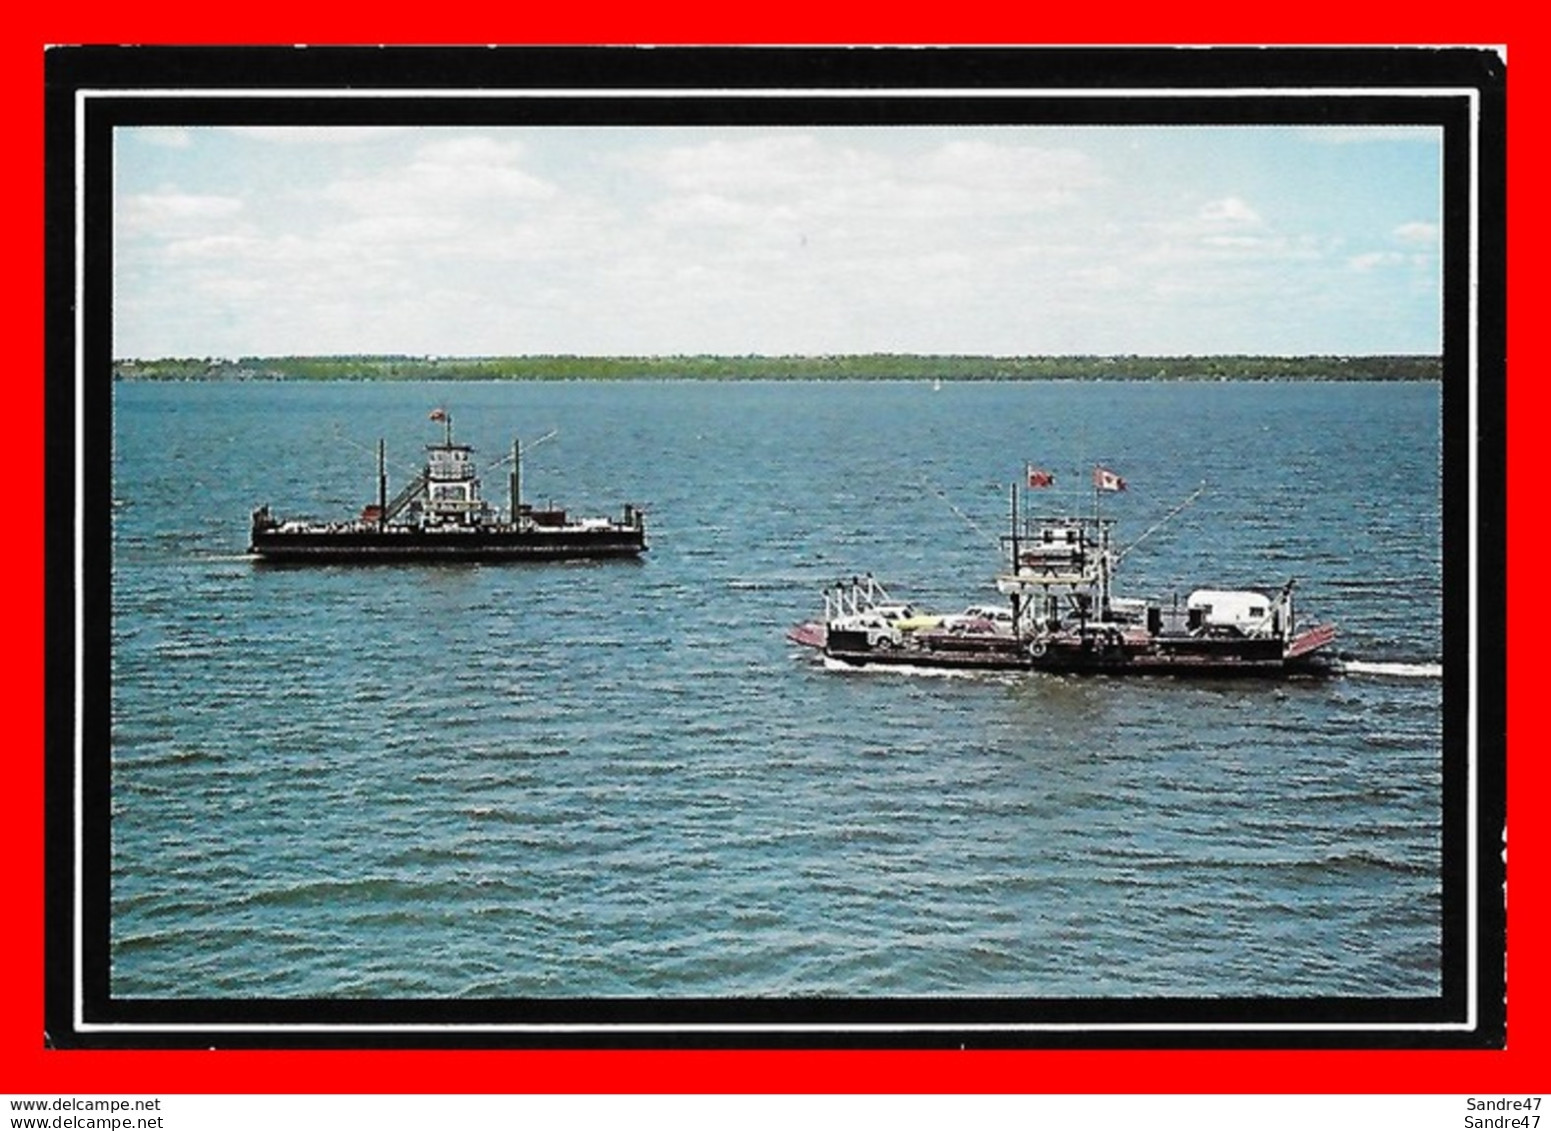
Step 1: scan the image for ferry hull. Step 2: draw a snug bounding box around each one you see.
[250,526,647,562]
[812,629,1339,677]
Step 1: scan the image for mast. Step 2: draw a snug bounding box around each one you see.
[1008,482,1022,631]
[1098,520,1111,614]
[377,438,387,530]
[510,437,521,521]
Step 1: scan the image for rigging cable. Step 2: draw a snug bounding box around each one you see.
[917,478,1003,552]
[1113,481,1208,566]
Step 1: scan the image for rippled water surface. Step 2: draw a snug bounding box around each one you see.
[110,379,1445,998]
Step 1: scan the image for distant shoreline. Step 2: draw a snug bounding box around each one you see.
[112,354,1443,382]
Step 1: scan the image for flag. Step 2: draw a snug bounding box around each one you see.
[1026,465,1055,488]
[429,408,447,421]
[1093,465,1126,492]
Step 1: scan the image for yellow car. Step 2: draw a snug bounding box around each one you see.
[872,603,944,634]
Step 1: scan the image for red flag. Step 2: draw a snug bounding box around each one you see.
[1093,465,1126,492]
[429,408,447,421]
[1026,465,1055,488]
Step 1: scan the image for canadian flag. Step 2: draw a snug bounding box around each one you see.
[429,408,447,421]
[1093,465,1126,492]
[1026,465,1055,488]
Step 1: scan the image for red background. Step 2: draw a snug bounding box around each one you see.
[6,12,1528,1095]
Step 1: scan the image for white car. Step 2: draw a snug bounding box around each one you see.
[942,604,1015,634]
[829,611,905,648]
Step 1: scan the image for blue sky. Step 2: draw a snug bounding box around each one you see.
[112,124,1442,359]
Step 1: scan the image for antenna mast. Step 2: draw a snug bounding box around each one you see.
[510,437,522,521]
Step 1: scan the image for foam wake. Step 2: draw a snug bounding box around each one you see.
[1345,660,1443,679]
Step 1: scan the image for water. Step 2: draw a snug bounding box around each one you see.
[109,378,1445,999]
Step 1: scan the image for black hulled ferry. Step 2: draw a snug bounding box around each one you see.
[789,473,1338,678]
[249,411,646,563]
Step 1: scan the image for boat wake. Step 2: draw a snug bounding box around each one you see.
[819,656,1013,681]
[1344,660,1443,679]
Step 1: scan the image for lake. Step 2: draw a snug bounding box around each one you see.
[108,377,1445,1000]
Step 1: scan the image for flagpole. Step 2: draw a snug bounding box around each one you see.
[1010,478,1020,568]
[510,436,521,521]
[1009,480,1021,635]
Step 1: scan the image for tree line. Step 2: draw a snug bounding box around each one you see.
[113,353,1443,382]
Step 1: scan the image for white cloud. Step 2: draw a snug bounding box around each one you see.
[322,139,555,216]
[1294,126,1443,145]
[1349,251,1407,271]
[633,133,1100,231]
[138,128,192,149]
[162,234,263,262]
[1393,221,1439,246]
[631,134,862,196]
[120,192,244,237]
[920,139,1103,212]
[1202,235,1271,250]
[415,135,530,167]
[651,192,784,228]
[1198,196,1262,226]
[332,214,468,246]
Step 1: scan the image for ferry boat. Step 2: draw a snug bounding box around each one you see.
[789,475,1339,677]
[248,411,647,562]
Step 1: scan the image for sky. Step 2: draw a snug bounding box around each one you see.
[111,123,1443,360]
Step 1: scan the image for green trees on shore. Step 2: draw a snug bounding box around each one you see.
[112,353,1442,382]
